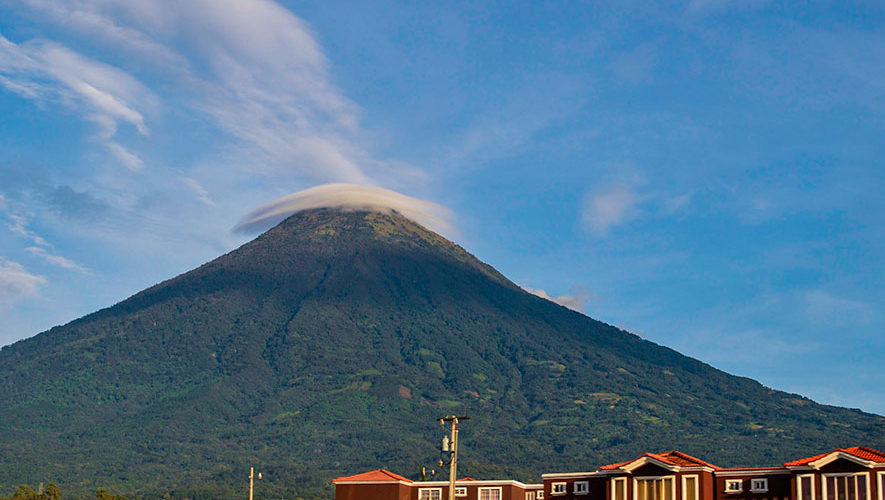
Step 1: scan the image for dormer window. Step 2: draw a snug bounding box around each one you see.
[751,479,768,493]
[725,480,743,493]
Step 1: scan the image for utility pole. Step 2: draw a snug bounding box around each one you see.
[249,467,262,500]
[439,415,470,500]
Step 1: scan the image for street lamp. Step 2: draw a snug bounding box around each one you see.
[438,415,470,500]
[249,467,262,500]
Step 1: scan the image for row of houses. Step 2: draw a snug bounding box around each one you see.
[332,446,885,500]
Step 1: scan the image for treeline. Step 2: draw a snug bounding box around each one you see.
[1,484,127,500]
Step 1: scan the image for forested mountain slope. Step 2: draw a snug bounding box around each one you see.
[2,208,883,499]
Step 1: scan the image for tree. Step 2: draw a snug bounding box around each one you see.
[44,483,60,500]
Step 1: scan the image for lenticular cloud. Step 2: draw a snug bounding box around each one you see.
[233,184,453,235]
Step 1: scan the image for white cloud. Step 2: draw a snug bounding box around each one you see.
[0,258,46,302]
[0,34,153,170]
[234,183,453,236]
[107,142,144,172]
[581,166,693,236]
[582,184,642,235]
[8,0,396,185]
[3,209,49,247]
[525,285,595,314]
[182,178,216,207]
[25,246,90,274]
[18,0,185,68]
[1,197,88,274]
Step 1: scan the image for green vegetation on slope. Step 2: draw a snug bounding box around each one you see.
[1,483,126,500]
[1,209,883,499]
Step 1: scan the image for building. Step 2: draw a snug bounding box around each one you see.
[332,469,544,500]
[333,447,885,500]
[540,447,885,500]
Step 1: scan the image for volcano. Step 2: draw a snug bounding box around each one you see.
[1,208,883,499]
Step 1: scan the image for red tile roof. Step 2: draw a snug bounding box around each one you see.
[785,447,885,466]
[600,451,720,470]
[332,469,413,483]
[600,460,632,470]
[718,467,785,472]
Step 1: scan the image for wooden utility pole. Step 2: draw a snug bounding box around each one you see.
[249,467,261,500]
[439,415,470,500]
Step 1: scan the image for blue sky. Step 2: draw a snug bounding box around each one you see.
[1,1,883,415]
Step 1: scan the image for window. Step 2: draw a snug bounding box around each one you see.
[480,487,502,500]
[683,476,699,500]
[751,479,769,493]
[798,474,815,500]
[455,487,467,497]
[612,478,628,500]
[635,477,675,500]
[528,492,537,500]
[552,482,567,495]
[725,480,743,494]
[420,488,443,500]
[575,481,590,495]
[878,472,884,500]
[823,473,869,500]
[538,491,545,500]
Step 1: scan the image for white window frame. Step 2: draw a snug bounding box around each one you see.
[612,477,628,500]
[682,475,699,500]
[527,492,536,500]
[538,491,545,500]
[552,482,567,496]
[821,472,871,500]
[878,472,884,500]
[420,488,443,500]
[750,478,768,493]
[455,486,467,497]
[798,474,816,500]
[575,481,590,495]
[479,486,503,500]
[634,476,677,500]
[725,479,743,494]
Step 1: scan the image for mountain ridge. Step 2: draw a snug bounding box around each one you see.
[1,208,883,499]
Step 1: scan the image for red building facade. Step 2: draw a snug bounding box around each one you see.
[540,447,885,500]
[333,447,885,500]
[333,470,544,500]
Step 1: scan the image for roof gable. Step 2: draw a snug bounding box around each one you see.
[601,451,719,472]
[332,469,413,483]
[785,447,885,469]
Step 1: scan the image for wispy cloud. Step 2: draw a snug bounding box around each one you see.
[107,142,145,172]
[0,258,46,303]
[1,194,89,274]
[25,246,90,274]
[0,34,153,170]
[525,284,595,314]
[581,166,693,236]
[2,203,49,247]
[7,0,403,186]
[181,178,216,207]
[582,183,643,235]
